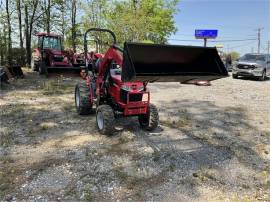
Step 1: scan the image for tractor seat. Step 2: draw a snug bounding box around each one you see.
[110,69,121,76]
[110,69,121,83]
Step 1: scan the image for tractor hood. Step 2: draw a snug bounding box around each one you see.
[121,42,228,83]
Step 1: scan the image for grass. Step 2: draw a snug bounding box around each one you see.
[104,135,137,157]
[161,109,192,128]
[192,168,218,182]
[40,122,58,130]
[113,167,147,190]
[262,130,270,138]
[83,183,93,201]
[0,156,21,200]
[29,157,65,174]
[42,77,73,95]
[1,103,27,120]
[0,128,14,147]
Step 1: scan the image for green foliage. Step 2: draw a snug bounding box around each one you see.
[81,0,179,46]
[229,51,240,61]
[1,0,179,62]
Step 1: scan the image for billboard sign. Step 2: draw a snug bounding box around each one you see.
[195,30,218,39]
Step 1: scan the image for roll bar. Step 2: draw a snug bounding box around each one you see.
[84,28,117,55]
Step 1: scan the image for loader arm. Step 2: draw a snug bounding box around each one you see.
[96,46,123,96]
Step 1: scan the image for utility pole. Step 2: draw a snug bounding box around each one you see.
[256,28,264,53]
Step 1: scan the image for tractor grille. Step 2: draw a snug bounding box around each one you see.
[120,89,142,104]
[76,59,84,64]
[53,55,64,62]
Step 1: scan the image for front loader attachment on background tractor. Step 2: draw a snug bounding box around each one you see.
[122,42,228,83]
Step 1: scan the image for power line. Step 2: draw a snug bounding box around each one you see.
[208,39,256,42]
[229,41,257,49]
[169,38,256,43]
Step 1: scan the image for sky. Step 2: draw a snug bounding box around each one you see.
[169,0,270,55]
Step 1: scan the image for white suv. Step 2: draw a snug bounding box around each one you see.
[232,53,270,81]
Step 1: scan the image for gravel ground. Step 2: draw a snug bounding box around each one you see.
[0,68,269,201]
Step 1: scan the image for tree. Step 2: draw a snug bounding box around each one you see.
[71,0,77,52]
[81,0,179,47]
[23,0,39,66]
[16,0,25,65]
[5,0,12,65]
[0,11,7,65]
[229,51,240,61]
[0,0,179,67]
[106,0,179,45]
[42,0,51,33]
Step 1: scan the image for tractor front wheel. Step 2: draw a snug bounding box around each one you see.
[138,104,159,131]
[39,61,48,76]
[96,105,115,135]
[75,83,93,115]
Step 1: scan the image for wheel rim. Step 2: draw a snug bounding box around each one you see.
[97,111,104,130]
[75,88,80,108]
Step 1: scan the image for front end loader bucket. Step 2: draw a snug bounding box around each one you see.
[121,42,228,83]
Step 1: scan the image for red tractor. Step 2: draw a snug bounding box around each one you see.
[75,28,228,135]
[31,32,85,75]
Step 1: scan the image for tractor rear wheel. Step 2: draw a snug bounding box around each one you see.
[96,105,115,135]
[75,83,93,115]
[138,104,159,131]
[39,61,48,76]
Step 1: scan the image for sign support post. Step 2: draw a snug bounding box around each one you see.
[204,38,207,47]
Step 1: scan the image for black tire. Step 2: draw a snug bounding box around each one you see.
[259,70,266,81]
[232,74,238,79]
[39,61,48,76]
[96,105,115,135]
[75,83,93,115]
[138,104,159,131]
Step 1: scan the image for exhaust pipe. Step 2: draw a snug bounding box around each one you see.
[121,42,228,83]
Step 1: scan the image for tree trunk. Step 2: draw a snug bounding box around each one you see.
[6,0,12,66]
[24,0,38,66]
[17,0,24,65]
[71,0,76,52]
[46,0,51,33]
[24,4,31,66]
[61,2,65,39]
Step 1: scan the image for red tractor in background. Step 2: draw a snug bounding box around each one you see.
[31,32,85,75]
[75,28,228,135]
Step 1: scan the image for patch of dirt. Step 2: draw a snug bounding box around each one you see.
[0,68,269,201]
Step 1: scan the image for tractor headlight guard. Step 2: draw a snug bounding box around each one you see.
[138,86,144,91]
[121,85,131,91]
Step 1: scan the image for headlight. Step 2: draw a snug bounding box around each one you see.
[254,65,263,69]
[121,85,131,91]
[138,86,144,91]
